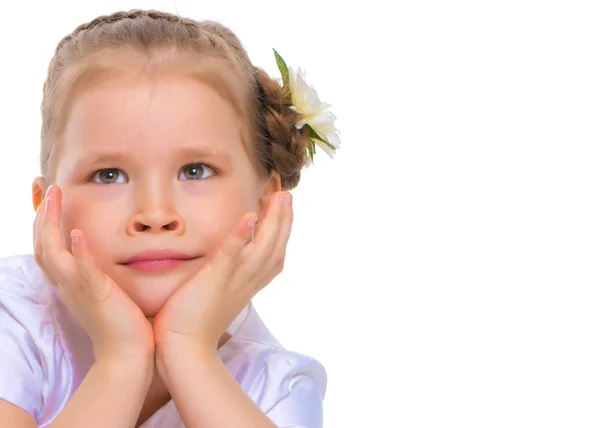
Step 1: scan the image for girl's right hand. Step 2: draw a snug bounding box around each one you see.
[34,185,154,364]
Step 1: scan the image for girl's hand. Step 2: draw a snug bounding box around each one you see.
[34,185,155,364]
[152,191,293,353]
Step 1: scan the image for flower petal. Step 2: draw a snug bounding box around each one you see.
[284,62,341,160]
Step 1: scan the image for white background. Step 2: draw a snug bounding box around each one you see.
[0,1,599,426]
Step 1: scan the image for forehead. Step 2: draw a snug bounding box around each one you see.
[65,74,241,154]
[48,49,257,175]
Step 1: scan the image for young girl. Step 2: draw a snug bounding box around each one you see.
[0,9,340,428]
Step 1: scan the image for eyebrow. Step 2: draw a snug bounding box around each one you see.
[177,147,232,167]
[82,146,232,168]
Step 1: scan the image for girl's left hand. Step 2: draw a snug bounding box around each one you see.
[152,191,293,353]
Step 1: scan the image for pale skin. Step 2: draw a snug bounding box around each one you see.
[0,69,292,427]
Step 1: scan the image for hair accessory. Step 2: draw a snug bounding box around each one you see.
[274,49,341,163]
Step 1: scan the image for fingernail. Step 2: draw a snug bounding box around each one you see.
[45,195,52,212]
[70,231,79,245]
[45,185,53,198]
[248,217,257,228]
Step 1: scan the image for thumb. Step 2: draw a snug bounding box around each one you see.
[209,213,257,279]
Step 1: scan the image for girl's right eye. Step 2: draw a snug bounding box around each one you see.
[91,169,128,184]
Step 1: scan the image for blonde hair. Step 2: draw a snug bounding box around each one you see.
[41,9,310,189]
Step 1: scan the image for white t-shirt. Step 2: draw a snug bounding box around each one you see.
[0,254,326,427]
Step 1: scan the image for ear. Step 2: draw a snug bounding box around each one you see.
[32,177,48,212]
[257,171,282,220]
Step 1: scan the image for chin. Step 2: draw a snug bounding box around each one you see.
[137,299,166,318]
[113,267,196,317]
[128,281,177,317]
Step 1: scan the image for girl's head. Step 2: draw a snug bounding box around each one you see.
[32,10,312,316]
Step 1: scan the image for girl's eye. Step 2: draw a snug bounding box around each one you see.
[92,169,128,184]
[179,163,216,181]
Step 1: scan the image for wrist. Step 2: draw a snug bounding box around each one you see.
[93,337,155,364]
[156,331,216,358]
[155,337,216,377]
[93,355,155,388]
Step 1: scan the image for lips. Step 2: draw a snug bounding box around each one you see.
[122,249,196,264]
[121,250,199,273]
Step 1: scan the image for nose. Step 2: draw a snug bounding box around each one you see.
[126,187,185,236]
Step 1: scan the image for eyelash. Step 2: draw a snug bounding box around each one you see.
[90,162,219,184]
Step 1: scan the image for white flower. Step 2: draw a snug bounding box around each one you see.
[288,67,340,159]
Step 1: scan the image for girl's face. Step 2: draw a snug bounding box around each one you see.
[35,72,278,316]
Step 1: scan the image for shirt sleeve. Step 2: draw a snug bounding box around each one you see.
[0,269,45,419]
[248,351,328,428]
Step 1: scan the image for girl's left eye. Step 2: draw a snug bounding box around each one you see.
[178,163,216,181]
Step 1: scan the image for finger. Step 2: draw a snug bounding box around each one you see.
[252,191,284,244]
[208,212,258,281]
[33,188,48,260]
[247,192,287,265]
[231,192,287,286]
[34,190,61,286]
[71,230,111,303]
[252,192,286,248]
[41,185,75,284]
[246,195,291,295]
[252,193,293,292]
[270,192,293,268]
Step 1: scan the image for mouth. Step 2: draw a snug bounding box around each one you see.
[120,250,200,273]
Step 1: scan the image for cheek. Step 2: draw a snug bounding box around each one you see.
[187,184,258,255]
[60,194,121,257]
[60,198,88,247]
